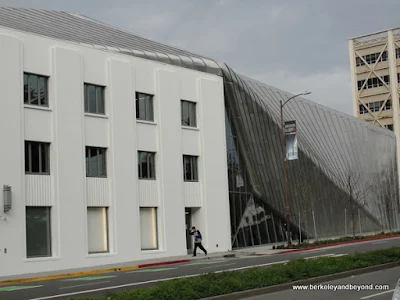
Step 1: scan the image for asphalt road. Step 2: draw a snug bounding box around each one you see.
[1,237,400,300]
[245,265,400,300]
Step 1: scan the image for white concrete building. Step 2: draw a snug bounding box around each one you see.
[348,28,400,186]
[0,9,231,278]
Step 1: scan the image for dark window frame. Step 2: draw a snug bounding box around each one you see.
[138,151,156,179]
[84,83,105,115]
[25,141,50,174]
[85,147,107,177]
[136,92,154,121]
[26,206,52,258]
[181,100,197,127]
[24,73,49,107]
[183,155,199,182]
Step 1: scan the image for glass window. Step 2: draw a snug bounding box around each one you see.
[84,83,105,114]
[359,105,368,114]
[181,100,197,127]
[138,151,156,179]
[87,207,109,253]
[140,207,158,250]
[136,92,154,121]
[24,73,49,106]
[385,100,392,110]
[85,147,107,177]
[25,141,50,174]
[26,207,52,258]
[183,155,198,182]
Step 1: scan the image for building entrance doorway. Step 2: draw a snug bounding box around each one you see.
[185,208,192,254]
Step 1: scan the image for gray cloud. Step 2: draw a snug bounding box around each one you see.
[1,0,399,114]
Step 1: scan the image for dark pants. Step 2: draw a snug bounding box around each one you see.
[193,242,207,256]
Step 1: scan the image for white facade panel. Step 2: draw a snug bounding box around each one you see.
[84,116,110,148]
[156,69,186,256]
[86,178,110,206]
[183,182,202,207]
[199,78,231,252]
[52,46,86,270]
[0,34,26,276]
[138,180,159,207]
[25,175,52,206]
[136,122,158,151]
[0,27,230,279]
[182,128,201,155]
[24,108,52,142]
[134,64,155,96]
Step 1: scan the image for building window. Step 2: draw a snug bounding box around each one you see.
[84,83,105,114]
[355,51,388,67]
[26,207,52,258]
[359,104,368,114]
[138,151,156,179]
[24,73,48,107]
[369,101,381,112]
[357,75,390,90]
[25,141,50,174]
[183,155,198,182]
[360,100,392,114]
[85,147,107,177]
[181,100,197,127]
[385,124,394,131]
[87,207,109,254]
[140,207,158,250]
[384,100,392,110]
[136,92,154,121]
[396,48,400,59]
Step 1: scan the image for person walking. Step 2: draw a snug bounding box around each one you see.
[189,226,207,257]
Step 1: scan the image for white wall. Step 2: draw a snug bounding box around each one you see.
[0,28,231,278]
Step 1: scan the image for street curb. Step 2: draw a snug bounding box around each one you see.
[0,265,140,286]
[0,253,235,286]
[202,261,400,300]
[138,259,190,269]
[270,234,400,255]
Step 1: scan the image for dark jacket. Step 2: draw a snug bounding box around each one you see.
[190,230,202,243]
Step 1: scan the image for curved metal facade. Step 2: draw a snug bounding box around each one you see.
[1,7,398,247]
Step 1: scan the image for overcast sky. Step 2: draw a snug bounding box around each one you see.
[1,0,399,115]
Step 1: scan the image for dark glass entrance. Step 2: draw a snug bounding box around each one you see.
[185,208,192,254]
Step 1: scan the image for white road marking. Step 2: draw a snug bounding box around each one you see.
[28,261,290,300]
[214,260,289,273]
[300,249,326,255]
[200,263,236,270]
[126,267,177,273]
[304,254,334,260]
[59,281,111,290]
[360,289,394,299]
[330,254,347,257]
[28,274,202,300]
[371,240,388,244]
